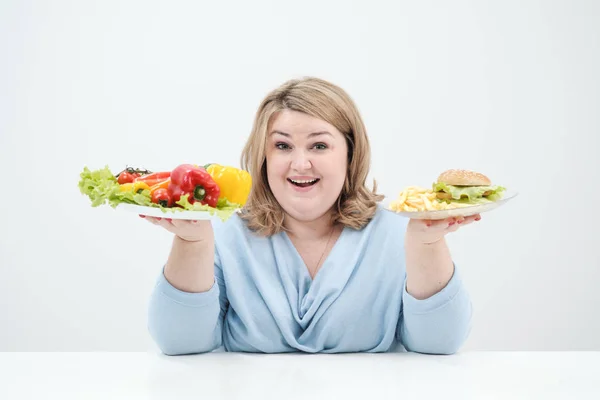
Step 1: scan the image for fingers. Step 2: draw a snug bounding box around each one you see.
[141,216,162,225]
[170,218,188,229]
[424,219,450,228]
[170,219,204,228]
[459,214,481,225]
[408,214,483,245]
[141,216,176,232]
[446,214,481,230]
[422,214,482,230]
[446,217,468,233]
[140,215,200,229]
[148,218,175,233]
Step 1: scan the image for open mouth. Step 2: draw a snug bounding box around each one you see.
[287,178,320,188]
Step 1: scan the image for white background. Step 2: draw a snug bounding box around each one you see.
[1,0,598,352]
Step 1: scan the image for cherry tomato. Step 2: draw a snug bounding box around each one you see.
[117,171,140,184]
[151,188,173,207]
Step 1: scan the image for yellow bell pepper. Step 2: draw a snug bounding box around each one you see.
[119,181,151,193]
[204,164,252,206]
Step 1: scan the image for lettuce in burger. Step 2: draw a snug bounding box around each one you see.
[433,169,506,206]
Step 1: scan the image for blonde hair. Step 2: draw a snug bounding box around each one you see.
[240,77,383,236]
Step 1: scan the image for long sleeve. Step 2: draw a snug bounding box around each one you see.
[147,254,228,356]
[397,264,472,355]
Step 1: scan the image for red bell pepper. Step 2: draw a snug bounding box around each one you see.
[168,164,220,208]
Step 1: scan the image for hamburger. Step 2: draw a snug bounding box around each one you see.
[433,169,506,205]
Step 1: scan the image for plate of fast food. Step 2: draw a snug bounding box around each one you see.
[78,163,252,221]
[384,169,517,220]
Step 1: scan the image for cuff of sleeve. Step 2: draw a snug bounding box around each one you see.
[155,266,219,307]
[403,263,464,314]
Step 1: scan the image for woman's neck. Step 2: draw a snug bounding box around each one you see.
[284,213,335,241]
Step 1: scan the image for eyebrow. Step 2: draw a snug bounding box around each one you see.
[270,130,333,138]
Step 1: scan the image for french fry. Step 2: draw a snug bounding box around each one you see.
[389,185,472,212]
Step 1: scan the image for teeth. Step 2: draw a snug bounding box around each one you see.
[290,179,317,184]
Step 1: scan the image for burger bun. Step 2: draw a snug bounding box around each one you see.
[437,169,491,186]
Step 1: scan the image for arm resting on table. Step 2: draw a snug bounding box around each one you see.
[398,265,472,355]
[147,270,226,355]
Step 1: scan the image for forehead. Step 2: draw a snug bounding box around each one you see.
[269,110,342,138]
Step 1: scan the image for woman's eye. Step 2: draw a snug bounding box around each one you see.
[275,142,290,150]
[313,143,328,150]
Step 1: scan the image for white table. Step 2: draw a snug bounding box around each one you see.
[0,351,598,399]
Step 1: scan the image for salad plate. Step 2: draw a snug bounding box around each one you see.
[78,164,249,222]
[117,203,238,220]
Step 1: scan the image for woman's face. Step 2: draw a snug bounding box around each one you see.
[265,110,348,223]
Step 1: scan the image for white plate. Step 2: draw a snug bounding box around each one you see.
[382,190,518,220]
[117,203,238,220]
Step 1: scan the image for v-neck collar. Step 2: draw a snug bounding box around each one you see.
[276,226,350,323]
[281,225,348,284]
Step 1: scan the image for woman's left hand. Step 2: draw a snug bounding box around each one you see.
[406,214,481,245]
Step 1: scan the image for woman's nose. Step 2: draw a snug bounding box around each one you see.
[290,150,312,171]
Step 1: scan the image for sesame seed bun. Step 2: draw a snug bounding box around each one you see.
[437,169,491,186]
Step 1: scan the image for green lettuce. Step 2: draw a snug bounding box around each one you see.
[175,194,240,221]
[432,182,506,202]
[78,165,153,208]
[78,166,240,221]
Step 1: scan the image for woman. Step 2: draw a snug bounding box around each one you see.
[144,77,478,355]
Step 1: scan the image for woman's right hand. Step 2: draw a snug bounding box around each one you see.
[140,215,214,243]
